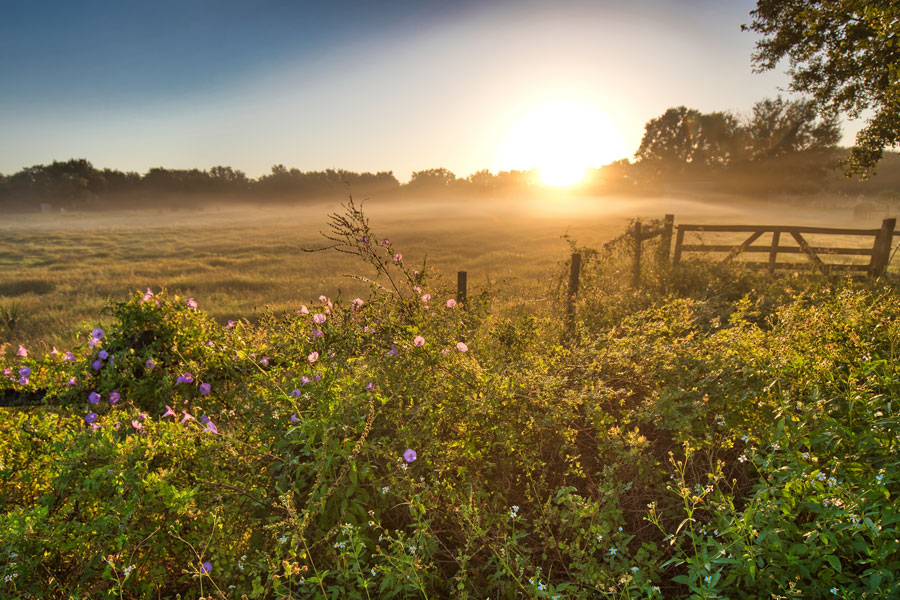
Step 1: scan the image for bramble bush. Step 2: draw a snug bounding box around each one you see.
[1,200,898,598]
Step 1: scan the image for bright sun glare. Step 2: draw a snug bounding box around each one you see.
[497,101,626,186]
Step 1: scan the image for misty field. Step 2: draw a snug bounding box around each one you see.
[0,192,888,352]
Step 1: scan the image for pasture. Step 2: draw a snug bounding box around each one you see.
[0,192,890,353]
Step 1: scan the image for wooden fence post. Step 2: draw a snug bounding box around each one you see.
[673,227,684,265]
[869,218,897,277]
[659,214,674,263]
[457,271,467,305]
[566,253,581,333]
[631,221,642,288]
[768,231,780,275]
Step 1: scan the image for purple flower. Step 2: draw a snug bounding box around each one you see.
[225,320,235,329]
[308,351,319,363]
[366,381,375,392]
[85,412,98,424]
[16,345,28,357]
[98,350,109,360]
[414,336,425,347]
[162,405,176,418]
[313,313,327,324]
[311,328,323,339]
[89,391,101,404]
[18,367,30,378]
[301,376,311,385]
[387,344,399,357]
[403,448,417,463]
[361,235,370,244]
[176,373,194,384]
[381,238,390,246]
[259,356,269,366]
[89,337,100,348]
[199,382,211,395]
[109,392,120,404]
[92,360,103,371]
[67,377,77,386]
[393,252,403,262]
[180,411,194,424]
[91,328,104,340]
[145,358,156,370]
[65,351,76,362]
[314,374,322,382]
[201,561,212,574]
[204,420,218,434]
[18,376,29,385]
[290,413,300,423]
[186,298,198,310]
[200,414,210,424]
[290,389,301,398]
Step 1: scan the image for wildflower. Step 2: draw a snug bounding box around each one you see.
[145,358,155,370]
[180,411,194,424]
[537,582,546,591]
[830,588,838,595]
[98,349,108,360]
[109,392,120,404]
[387,344,399,356]
[319,294,328,303]
[308,351,319,363]
[17,345,28,357]
[85,412,98,424]
[2,368,10,378]
[509,505,519,518]
[18,367,30,378]
[132,419,143,430]
[162,405,176,418]
[201,561,212,574]
[609,547,617,555]
[176,372,194,384]
[290,413,300,423]
[421,293,431,302]
[51,346,59,355]
[876,474,884,483]
[403,448,417,463]
[456,341,468,352]
[366,381,375,391]
[299,305,309,314]
[352,298,364,307]
[446,298,457,308]
[704,575,712,584]
[186,298,198,310]
[90,337,100,348]
[301,376,311,385]
[141,288,154,302]
[290,389,301,398]
[204,420,218,434]
[631,567,639,572]
[89,391,101,404]
[225,320,235,329]
[381,238,390,246]
[381,486,389,494]
[393,252,403,262]
[199,382,211,395]
[67,377,77,386]
[311,327,323,339]
[313,313,326,324]
[738,454,747,463]
[361,235,370,244]
[414,335,425,347]
[65,351,76,362]
[92,360,102,371]
[259,356,269,366]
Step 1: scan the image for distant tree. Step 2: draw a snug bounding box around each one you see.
[746,96,841,160]
[636,107,743,176]
[407,168,458,188]
[744,1,900,177]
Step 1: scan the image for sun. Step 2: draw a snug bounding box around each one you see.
[496,100,626,186]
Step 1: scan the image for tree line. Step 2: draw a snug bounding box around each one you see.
[0,96,895,212]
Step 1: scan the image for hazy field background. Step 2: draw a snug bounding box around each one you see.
[1,191,895,352]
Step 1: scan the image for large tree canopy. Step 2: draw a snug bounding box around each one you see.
[744,1,900,178]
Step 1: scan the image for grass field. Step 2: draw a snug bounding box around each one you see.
[1,191,894,353]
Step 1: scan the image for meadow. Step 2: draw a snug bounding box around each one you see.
[1,194,899,598]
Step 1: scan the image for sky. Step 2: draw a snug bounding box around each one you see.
[0,0,864,182]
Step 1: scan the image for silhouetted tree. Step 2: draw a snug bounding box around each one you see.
[744,1,899,177]
[746,96,841,160]
[636,107,743,176]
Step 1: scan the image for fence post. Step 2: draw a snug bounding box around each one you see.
[457,271,468,305]
[673,227,684,265]
[768,231,780,275]
[869,218,897,277]
[659,214,674,263]
[631,221,642,288]
[566,253,581,333]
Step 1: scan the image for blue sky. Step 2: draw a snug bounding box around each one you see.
[0,1,862,180]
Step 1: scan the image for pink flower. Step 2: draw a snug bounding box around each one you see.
[180,411,194,424]
[51,347,59,355]
[131,419,143,430]
[89,337,100,348]
[67,377,77,386]
[421,293,431,302]
[301,376,311,385]
[299,305,309,315]
[413,336,425,347]
[162,405,176,418]
[366,381,375,391]
[308,351,319,363]
[16,345,27,357]
[186,298,198,310]
[446,298,457,308]
[352,298,364,307]
[381,238,390,246]
[141,288,154,303]
[413,285,422,294]
[313,313,326,324]
[393,252,403,262]
[456,342,469,352]
[403,448,417,463]
[225,320,234,329]
[204,420,218,434]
